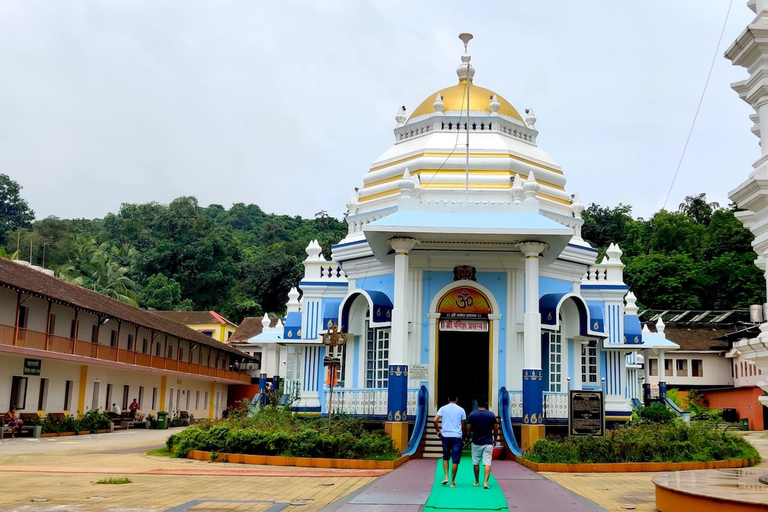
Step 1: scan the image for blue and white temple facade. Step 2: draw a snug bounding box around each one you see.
[280,38,645,449]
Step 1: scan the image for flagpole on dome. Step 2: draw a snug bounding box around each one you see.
[459,33,473,202]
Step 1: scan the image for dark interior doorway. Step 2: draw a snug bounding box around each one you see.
[437,329,489,417]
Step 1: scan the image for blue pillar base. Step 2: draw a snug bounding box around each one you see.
[522,368,543,425]
[387,365,408,421]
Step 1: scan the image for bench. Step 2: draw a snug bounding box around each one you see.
[1,413,42,439]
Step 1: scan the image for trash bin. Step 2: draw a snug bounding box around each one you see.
[156,411,169,430]
[740,418,749,431]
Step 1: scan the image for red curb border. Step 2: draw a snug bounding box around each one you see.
[513,455,752,472]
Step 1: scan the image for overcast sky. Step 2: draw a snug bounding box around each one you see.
[0,1,758,222]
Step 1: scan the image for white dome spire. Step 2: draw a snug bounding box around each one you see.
[456,33,475,82]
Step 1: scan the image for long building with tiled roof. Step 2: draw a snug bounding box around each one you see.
[0,258,255,423]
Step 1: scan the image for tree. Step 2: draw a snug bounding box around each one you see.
[679,193,719,226]
[625,253,707,309]
[57,235,139,306]
[0,175,35,244]
[581,203,634,251]
[139,274,193,311]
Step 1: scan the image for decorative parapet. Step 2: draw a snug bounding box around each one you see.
[393,115,538,145]
[582,243,625,285]
[301,239,349,284]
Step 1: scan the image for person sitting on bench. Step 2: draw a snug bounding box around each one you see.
[3,406,23,438]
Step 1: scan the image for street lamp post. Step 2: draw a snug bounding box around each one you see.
[322,323,347,431]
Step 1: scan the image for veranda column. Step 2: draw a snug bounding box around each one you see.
[517,241,549,451]
[386,236,418,451]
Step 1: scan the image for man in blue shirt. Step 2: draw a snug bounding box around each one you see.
[433,395,466,487]
[465,397,499,489]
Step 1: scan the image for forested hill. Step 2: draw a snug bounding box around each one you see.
[1,173,764,322]
[2,190,347,323]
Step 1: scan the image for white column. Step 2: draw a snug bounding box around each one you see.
[517,242,549,369]
[387,237,418,364]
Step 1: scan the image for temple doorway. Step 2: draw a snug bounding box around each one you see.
[437,329,489,417]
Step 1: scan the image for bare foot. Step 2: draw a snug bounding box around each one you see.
[450,483,458,488]
[441,479,448,485]
[473,482,479,486]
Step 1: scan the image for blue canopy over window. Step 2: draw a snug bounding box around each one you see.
[623,314,642,344]
[322,299,342,331]
[340,289,394,331]
[283,312,302,339]
[539,293,604,336]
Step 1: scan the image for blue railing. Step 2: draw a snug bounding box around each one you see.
[498,387,522,457]
[401,385,428,456]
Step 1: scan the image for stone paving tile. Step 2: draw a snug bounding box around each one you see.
[2,428,766,512]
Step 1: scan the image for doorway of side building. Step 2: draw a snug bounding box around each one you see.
[437,329,490,417]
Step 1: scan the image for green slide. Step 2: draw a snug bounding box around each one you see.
[423,456,508,511]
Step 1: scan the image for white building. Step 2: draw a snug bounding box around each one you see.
[277,36,648,450]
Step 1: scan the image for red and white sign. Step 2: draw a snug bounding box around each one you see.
[439,319,489,332]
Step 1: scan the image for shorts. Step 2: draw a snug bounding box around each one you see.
[471,443,493,466]
[441,436,463,464]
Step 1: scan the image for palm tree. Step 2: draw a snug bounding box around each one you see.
[679,193,720,226]
[57,236,139,306]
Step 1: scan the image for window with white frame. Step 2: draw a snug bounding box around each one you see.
[649,358,658,376]
[548,332,562,392]
[286,346,300,382]
[692,359,703,377]
[366,323,390,388]
[580,341,598,385]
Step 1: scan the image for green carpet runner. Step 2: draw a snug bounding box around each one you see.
[423,456,508,511]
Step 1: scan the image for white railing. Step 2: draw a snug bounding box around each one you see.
[543,391,568,419]
[506,390,568,419]
[329,388,419,416]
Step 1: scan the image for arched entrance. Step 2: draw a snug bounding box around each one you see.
[436,287,492,416]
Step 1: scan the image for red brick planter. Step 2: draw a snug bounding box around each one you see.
[186,450,409,470]
[513,455,752,472]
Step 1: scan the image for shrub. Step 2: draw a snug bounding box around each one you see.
[636,402,678,424]
[166,406,398,460]
[79,410,112,432]
[524,422,761,465]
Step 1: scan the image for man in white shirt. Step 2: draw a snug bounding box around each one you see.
[433,395,466,487]
[111,403,121,416]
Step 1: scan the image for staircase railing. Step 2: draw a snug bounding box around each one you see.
[498,387,522,457]
[661,396,691,425]
[401,385,428,456]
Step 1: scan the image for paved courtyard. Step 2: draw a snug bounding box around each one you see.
[0,427,766,511]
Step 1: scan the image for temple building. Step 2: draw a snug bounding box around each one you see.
[281,35,645,450]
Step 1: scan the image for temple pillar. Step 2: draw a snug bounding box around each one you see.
[517,241,548,451]
[385,237,418,451]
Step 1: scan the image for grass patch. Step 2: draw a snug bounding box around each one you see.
[94,477,132,485]
[145,447,174,458]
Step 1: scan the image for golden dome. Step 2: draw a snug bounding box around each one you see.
[407,80,523,122]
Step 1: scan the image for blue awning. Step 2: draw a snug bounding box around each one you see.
[322,299,342,330]
[283,312,302,339]
[587,303,605,334]
[539,293,604,336]
[340,289,394,330]
[623,314,642,344]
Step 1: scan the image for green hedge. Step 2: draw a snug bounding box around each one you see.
[166,408,399,461]
[38,410,112,434]
[523,422,761,464]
